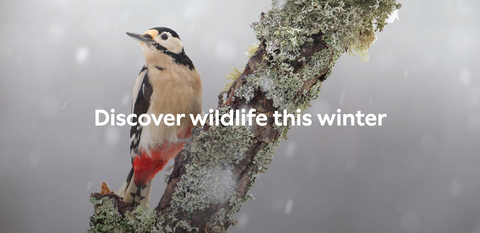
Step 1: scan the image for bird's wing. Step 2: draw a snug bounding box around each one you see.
[130,66,152,164]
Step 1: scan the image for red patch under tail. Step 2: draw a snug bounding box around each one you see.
[132,126,192,187]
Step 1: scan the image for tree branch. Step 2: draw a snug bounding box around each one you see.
[87,0,401,232]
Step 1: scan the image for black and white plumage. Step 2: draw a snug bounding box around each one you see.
[129,66,150,160]
[116,27,202,207]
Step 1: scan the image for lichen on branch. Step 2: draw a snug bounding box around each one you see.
[87,0,401,232]
[261,0,401,61]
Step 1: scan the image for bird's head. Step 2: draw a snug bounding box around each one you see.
[127,27,184,55]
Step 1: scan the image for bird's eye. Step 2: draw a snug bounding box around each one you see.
[161,34,168,40]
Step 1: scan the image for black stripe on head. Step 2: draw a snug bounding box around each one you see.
[153,43,195,70]
[150,27,180,39]
[147,27,195,70]
[168,51,195,70]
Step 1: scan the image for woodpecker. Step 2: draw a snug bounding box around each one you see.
[116,27,202,207]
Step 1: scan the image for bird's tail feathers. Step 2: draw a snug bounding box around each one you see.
[116,167,153,207]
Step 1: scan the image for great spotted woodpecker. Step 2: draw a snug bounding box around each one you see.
[116,27,202,207]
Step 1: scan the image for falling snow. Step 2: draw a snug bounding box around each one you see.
[458,69,471,86]
[122,93,130,106]
[339,92,346,106]
[284,141,296,158]
[236,212,249,229]
[86,181,93,190]
[448,180,461,197]
[215,40,237,62]
[75,46,90,64]
[105,127,120,146]
[284,199,293,215]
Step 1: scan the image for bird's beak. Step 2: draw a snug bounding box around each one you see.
[126,32,153,43]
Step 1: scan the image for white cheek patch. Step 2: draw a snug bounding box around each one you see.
[158,37,183,54]
[169,38,184,54]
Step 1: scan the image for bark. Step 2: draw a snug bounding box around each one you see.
[155,33,329,233]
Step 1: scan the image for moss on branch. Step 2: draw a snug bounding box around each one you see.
[87,0,401,232]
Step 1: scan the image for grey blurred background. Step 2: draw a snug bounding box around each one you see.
[1,0,479,232]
